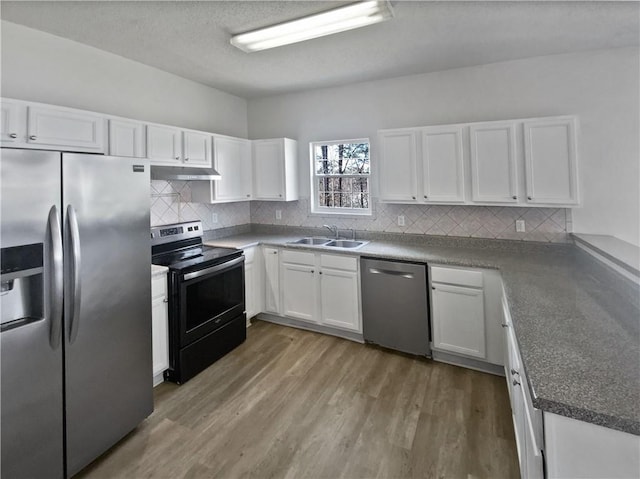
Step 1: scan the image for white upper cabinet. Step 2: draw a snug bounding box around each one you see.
[146,125,212,167]
[524,117,579,205]
[108,119,145,158]
[182,130,211,167]
[1,100,21,143]
[422,125,465,203]
[469,121,518,203]
[378,129,419,202]
[191,135,252,203]
[146,124,183,165]
[252,138,298,201]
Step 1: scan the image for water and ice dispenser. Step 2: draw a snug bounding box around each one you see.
[0,243,44,331]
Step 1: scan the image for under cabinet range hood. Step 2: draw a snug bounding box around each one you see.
[150,166,221,181]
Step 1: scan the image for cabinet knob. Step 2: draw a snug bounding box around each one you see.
[501,323,509,328]
[246,194,251,197]
[424,195,428,199]
[432,286,436,290]
[175,156,180,160]
[528,196,532,200]
[29,135,37,141]
[311,270,314,274]
[273,251,277,254]
[279,194,282,197]
[184,157,189,161]
[512,196,517,200]
[8,133,17,139]
[512,379,521,386]
[510,368,520,376]
[163,298,169,303]
[412,196,416,200]
[319,271,322,275]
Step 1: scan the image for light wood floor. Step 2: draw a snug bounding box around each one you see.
[78,320,519,479]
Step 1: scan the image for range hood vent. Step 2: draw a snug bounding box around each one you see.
[150,166,221,181]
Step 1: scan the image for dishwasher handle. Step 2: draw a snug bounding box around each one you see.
[368,267,415,279]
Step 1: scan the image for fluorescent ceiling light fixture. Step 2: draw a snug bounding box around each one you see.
[230,0,394,53]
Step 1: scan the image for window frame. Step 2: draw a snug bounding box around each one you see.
[309,138,372,217]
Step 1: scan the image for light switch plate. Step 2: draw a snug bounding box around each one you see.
[275,210,282,220]
[398,215,405,226]
[212,213,218,224]
[515,220,525,232]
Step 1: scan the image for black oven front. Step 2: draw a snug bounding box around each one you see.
[165,253,246,384]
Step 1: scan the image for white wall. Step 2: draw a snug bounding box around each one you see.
[0,21,248,137]
[248,47,640,246]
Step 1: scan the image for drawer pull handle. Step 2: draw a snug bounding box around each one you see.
[9,133,17,139]
[29,135,37,141]
[512,379,521,386]
[510,368,519,376]
[163,298,168,303]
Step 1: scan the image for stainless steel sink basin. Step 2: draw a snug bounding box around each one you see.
[324,240,368,249]
[290,237,331,245]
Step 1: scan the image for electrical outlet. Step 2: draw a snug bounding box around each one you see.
[275,210,282,220]
[211,213,218,224]
[515,220,526,232]
[398,215,405,227]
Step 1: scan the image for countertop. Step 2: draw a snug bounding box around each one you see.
[151,264,169,277]
[205,232,640,436]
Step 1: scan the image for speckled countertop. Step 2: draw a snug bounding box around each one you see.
[206,232,640,436]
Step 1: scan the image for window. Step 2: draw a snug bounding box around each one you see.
[310,139,371,215]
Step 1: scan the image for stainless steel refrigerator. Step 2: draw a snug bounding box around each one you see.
[1,149,153,478]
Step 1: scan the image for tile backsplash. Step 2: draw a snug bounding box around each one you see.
[250,198,570,243]
[150,183,569,243]
[150,180,250,229]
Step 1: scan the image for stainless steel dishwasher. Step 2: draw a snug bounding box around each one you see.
[361,258,431,357]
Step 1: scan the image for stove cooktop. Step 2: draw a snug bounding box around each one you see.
[152,244,241,272]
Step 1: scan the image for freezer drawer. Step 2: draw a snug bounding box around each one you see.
[361,258,431,356]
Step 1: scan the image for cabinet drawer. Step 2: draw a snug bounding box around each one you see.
[281,249,315,266]
[152,275,167,300]
[431,266,483,288]
[320,254,357,271]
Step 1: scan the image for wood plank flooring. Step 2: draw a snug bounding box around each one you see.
[78,321,519,479]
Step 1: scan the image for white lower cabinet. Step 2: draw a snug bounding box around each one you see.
[431,266,486,359]
[263,247,281,315]
[151,269,169,386]
[243,246,263,325]
[280,250,361,333]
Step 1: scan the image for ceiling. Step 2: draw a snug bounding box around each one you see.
[1,1,638,99]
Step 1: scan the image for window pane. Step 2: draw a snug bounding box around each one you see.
[314,142,370,176]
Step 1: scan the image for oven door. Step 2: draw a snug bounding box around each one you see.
[178,255,245,346]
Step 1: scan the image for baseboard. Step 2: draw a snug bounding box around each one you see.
[432,349,505,376]
[256,313,364,343]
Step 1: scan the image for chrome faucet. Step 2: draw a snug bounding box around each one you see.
[323,224,339,239]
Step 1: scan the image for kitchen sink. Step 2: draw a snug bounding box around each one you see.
[324,240,368,249]
[290,237,332,245]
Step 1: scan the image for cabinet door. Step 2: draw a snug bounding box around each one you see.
[245,260,256,321]
[432,282,486,358]
[282,263,317,323]
[214,136,252,201]
[263,247,281,314]
[524,117,579,205]
[253,140,285,200]
[146,124,182,165]
[27,105,105,151]
[1,100,22,143]
[378,129,419,202]
[108,119,145,158]
[469,122,518,203]
[320,268,360,332]
[151,296,169,380]
[183,131,211,167]
[422,126,465,203]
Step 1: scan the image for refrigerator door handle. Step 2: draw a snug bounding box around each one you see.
[67,205,82,344]
[48,206,64,349]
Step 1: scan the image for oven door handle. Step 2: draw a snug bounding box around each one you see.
[182,256,244,281]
